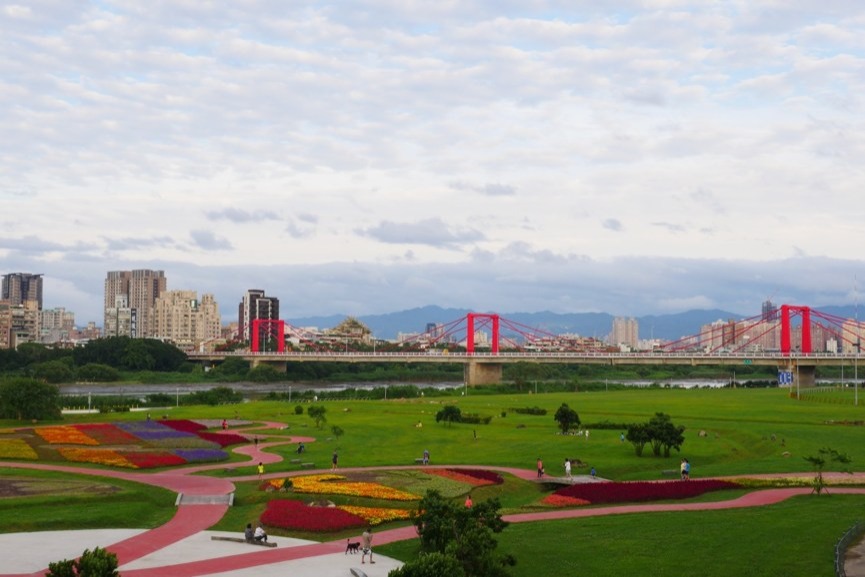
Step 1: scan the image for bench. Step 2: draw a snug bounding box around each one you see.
[300,462,316,469]
[210,536,277,548]
[661,469,679,476]
[414,458,425,464]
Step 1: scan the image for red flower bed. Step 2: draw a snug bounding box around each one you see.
[197,431,247,447]
[75,423,140,445]
[122,451,187,469]
[552,479,741,505]
[427,468,503,486]
[159,419,207,433]
[260,500,367,532]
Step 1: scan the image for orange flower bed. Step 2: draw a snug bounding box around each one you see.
[338,505,413,525]
[35,426,99,446]
[540,494,591,507]
[58,447,134,468]
[292,474,420,501]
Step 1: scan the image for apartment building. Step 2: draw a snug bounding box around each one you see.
[40,306,75,344]
[104,270,167,338]
[610,317,639,349]
[238,289,279,343]
[152,290,221,350]
[2,272,43,309]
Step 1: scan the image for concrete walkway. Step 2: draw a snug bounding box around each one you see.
[3,421,865,577]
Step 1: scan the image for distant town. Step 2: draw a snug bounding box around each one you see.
[2,270,864,355]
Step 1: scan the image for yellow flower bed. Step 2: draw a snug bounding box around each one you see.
[292,474,420,501]
[58,447,135,468]
[0,439,38,460]
[35,426,99,445]
[338,505,413,525]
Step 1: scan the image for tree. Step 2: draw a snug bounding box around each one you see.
[46,546,119,577]
[625,422,651,457]
[553,403,580,434]
[308,405,328,428]
[331,425,344,441]
[805,447,852,495]
[435,405,462,426]
[30,360,74,383]
[0,378,62,420]
[646,412,686,457]
[75,363,120,382]
[412,490,514,577]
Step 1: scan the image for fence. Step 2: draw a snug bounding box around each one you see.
[836,521,863,577]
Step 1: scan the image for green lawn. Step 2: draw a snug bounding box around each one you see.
[3,386,865,575]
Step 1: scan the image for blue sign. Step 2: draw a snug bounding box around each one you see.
[778,371,793,385]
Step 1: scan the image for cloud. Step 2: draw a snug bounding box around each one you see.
[358,218,485,248]
[603,218,623,232]
[204,208,281,223]
[190,230,233,251]
[448,181,517,196]
[103,236,180,251]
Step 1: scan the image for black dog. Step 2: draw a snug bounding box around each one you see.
[346,539,361,554]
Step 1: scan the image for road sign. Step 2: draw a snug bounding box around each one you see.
[778,371,793,385]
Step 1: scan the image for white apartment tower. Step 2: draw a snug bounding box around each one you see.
[610,317,639,349]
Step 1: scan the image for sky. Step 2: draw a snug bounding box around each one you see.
[2,1,865,327]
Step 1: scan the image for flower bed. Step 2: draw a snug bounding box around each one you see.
[540,494,591,507]
[197,431,249,447]
[159,419,207,433]
[338,505,413,525]
[291,474,420,501]
[35,426,99,446]
[75,423,141,445]
[260,499,367,532]
[550,479,741,505]
[173,448,228,463]
[58,447,134,468]
[0,438,38,460]
[426,468,503,486]
[123,451,187,468]
[117,421,198,442]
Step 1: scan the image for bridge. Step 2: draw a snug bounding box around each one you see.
[189,305,864,387]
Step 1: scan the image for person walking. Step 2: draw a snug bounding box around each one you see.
[332,451,339,470]
[361,528,375,564]
[257,462,264,480]
[465,494,473,508]
[537,457,544,478]
[564,458,572,478]
[422,449,430,465]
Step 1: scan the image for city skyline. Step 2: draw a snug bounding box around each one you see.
[2,3,864,324]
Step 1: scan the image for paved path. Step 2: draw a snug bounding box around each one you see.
[3,421,865,577]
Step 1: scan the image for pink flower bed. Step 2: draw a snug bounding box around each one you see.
[159,419,207,433]
[197,431,248,447]
[260,500,367,532]
[123,451,187,468]
[540,494,591,507]
[552,479,741,505]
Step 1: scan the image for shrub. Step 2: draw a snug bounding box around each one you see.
[510,406,547,416]
[47,546,119,577]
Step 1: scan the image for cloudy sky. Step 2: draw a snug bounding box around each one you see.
[2,1,864,326]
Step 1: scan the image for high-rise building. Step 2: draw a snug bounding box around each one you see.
[104,270,167,337]
[0,300,11,349]
[2,273,43,309]
[153,291,221,350]
[40,307,75,344]
[610,317,639,349]
[762,300,778,322]
[238,289,279,343]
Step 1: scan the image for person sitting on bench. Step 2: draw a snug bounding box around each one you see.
[244,523,254,542]
[254,525,268,543]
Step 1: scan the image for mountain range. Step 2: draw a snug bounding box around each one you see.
[289,305,864,342]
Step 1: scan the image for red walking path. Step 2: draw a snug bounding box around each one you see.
[3,421,865,577]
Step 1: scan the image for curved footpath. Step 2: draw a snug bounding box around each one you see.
[3,421,865,577]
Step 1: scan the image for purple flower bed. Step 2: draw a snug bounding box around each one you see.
[173,448,228,463]
[117,421,197,441]
[553,479,741,505]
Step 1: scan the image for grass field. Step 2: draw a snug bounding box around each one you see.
[2,386,865,576]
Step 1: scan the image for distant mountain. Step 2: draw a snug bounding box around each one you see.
[289,305,746,341]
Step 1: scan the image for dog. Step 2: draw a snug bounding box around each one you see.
[345,539,361,554]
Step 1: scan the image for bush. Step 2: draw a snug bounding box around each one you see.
[510,406,547,415]
[46,546,119,577]
[75,363,120,382]
[459,413,493,425]
[294,404,304,415]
